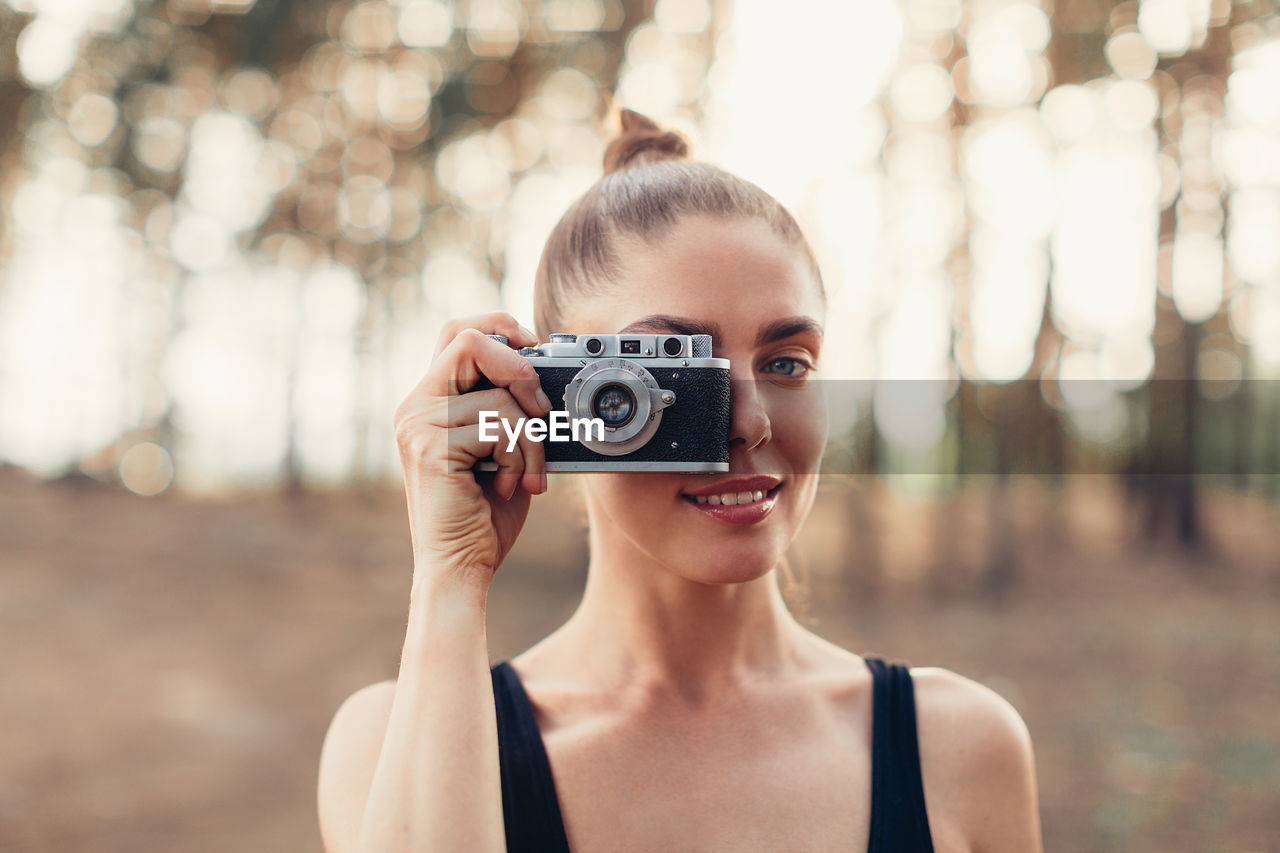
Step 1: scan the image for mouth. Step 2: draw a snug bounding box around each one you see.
[684,484,782,506]
[679,478,783,526]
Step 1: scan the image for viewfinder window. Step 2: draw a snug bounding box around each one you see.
[621,339,641,354]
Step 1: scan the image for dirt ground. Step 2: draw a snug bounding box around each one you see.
[1,468,1277,852]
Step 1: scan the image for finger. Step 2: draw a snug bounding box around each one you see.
[433,313,534,358]
[432,313,538,358]
[440,387,551,431]
[401,329,538,415]
[458,400,549,497]
[493,437,525,501]
[430,330,552,419]
[455,420,525,500]
[518,420,546,496]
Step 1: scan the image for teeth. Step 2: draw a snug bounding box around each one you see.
[691,488,771,506]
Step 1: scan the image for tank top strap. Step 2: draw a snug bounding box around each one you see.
[864,656,935,853]
[491,662,572,853]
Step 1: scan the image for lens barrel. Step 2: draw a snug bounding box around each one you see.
[591,384,636,427]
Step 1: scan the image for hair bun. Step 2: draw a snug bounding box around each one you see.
[602,109,690,174]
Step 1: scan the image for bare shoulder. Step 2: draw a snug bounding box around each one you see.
[909,666,1033,764]
[317,680,398,853]
[909,667,1043,853]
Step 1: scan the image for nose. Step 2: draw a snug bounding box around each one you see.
[729,376,771,451]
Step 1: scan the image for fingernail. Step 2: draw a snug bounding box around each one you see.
[535,387,552,412]
[540,472,548,493]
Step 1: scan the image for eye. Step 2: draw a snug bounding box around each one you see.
[760,356,813,378]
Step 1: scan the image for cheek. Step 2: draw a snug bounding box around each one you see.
[584,473,681,526]
[768,388,828,470]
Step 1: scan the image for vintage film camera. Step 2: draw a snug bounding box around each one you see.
[473,332,730,472]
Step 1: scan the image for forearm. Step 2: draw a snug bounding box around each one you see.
[356,586,505,853]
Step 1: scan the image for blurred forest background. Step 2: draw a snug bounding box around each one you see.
[1,0,1279,850]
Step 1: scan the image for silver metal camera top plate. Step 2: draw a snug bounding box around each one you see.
[520,356,729,370]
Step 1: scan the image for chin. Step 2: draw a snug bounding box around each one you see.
[666,538,783,585]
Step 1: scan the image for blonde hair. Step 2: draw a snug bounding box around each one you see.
[532,109,824,339]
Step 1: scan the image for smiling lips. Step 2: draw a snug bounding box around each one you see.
[681,476,782,526]
[691,490,767,506]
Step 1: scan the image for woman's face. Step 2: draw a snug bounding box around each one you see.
[559,214,827,585]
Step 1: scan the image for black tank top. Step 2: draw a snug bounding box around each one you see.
[490,656,935,852]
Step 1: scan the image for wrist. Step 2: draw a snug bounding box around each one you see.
[401,580,489,671]
[408,568,489,621]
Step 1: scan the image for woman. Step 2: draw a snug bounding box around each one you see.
[317,110,1043,852]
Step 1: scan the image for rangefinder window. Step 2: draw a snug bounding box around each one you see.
[584,337,604,355]
[663,336,683,357]
[621,339,641,355]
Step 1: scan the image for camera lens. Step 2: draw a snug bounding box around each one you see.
[662,336,682,357]
[584,337,604,355]
[591,384,635,427]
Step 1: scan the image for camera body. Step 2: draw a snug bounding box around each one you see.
[476,332,730,472]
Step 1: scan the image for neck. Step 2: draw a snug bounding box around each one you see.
[555,518,807,698]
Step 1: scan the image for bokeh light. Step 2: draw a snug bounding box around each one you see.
[0,0,1277,494]
[118,441,176,496]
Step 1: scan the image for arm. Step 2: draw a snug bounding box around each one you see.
[317,313,551,853]
[318,591,502,853]
[911,667,1043,853]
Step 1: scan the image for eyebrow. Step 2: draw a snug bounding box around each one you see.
[617,314,823,347]
[617,315,721,339]
[755,317,824,346]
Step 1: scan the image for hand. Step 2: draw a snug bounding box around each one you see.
[392,313,552,604]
